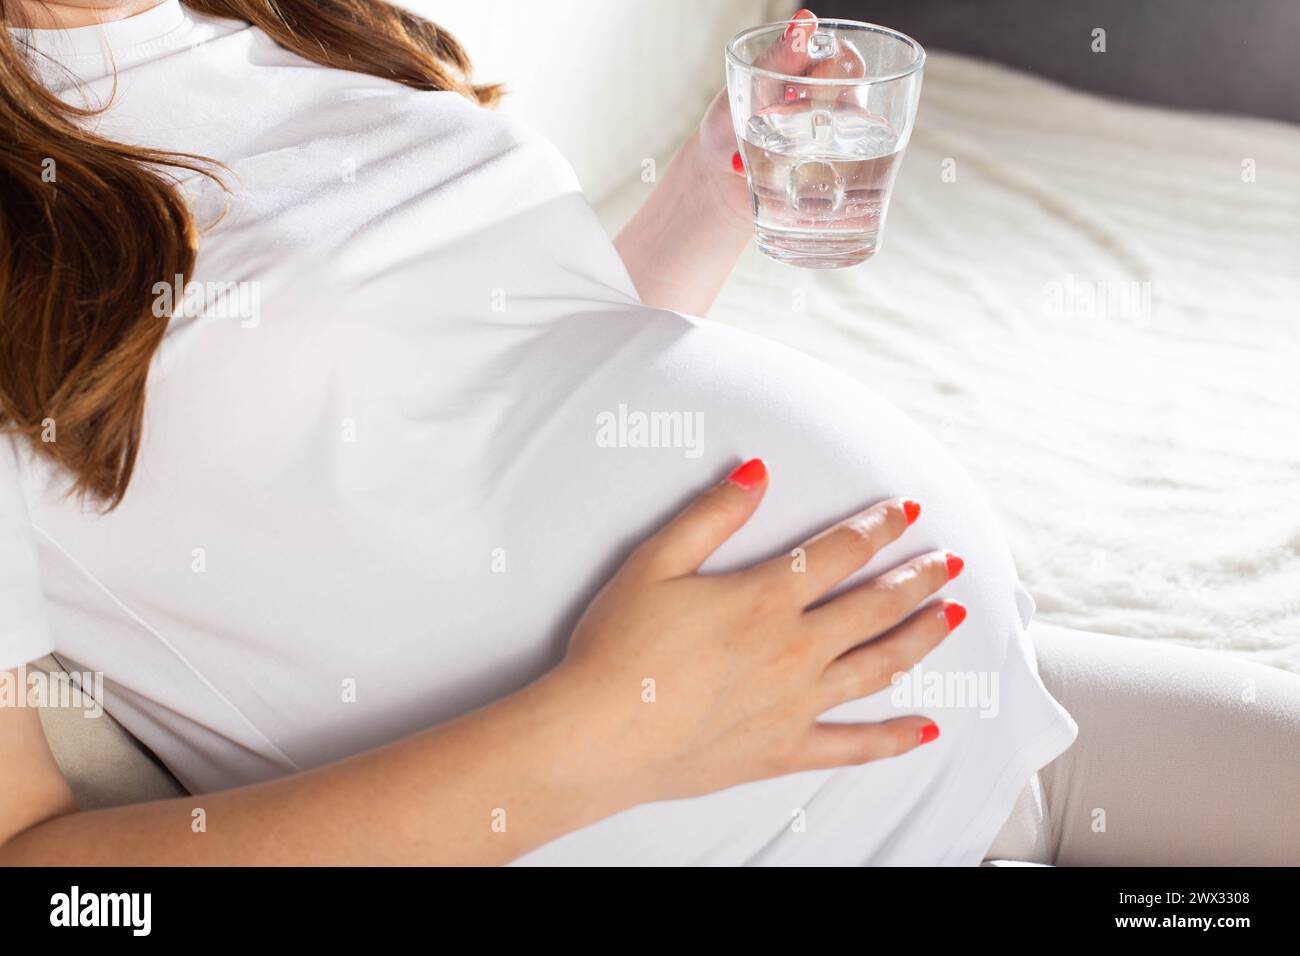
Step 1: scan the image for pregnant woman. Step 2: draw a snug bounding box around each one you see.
[1,1,1296,866]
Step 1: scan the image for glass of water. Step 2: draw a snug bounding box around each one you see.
[725,18,925,269]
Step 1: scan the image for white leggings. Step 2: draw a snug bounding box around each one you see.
[987,623,1300,866]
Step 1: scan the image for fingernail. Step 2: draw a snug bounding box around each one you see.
[784,8,815,38]
[783,85,800,102]
[727,458,767,490]
[943,601,966,632]
[918,723,940,746]
[945,552,965,580]
[731,150,744,174]
[902,499,921,526]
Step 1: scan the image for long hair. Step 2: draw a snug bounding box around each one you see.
[0,0,499,507]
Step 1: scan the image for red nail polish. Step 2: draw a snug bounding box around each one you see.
[943,602,966,631]
[727,458,767,490]
[785,8,815,38]
[780,9,811,37]
[731,150,744,174]
[918,723,940,745]
[902,500,921,525]
[945,552,964,580]
[784,85,800,102]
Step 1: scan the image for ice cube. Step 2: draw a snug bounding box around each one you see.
[809,31,837,60]
[811,109,834,145]
[788,159,845,215]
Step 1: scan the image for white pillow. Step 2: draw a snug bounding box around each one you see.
[405,0,784,203]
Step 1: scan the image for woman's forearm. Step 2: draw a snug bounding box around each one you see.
[614,131,754,317]
[0,669,635,866]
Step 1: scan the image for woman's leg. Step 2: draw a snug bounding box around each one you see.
[995,622,1300,866]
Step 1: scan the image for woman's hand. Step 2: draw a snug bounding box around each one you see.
[615,9,865,316]
[557,457,963,807]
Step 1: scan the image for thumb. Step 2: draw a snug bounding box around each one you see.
[634,458,769,578]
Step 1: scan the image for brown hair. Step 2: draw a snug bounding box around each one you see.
[0,0,499,506]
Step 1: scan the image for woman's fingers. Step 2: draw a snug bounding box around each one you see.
[631,458,768,579]
[753,8,818,76]
[758,497,919,603]
[809,55,867,81]
[566,452,970,802]
[802,38,869,108]
[818,599,966,709]
[810,549,964,654]
[751,8,817,108]
[758,10,869,108]
[794,716,940,772]
[807,36,867,81]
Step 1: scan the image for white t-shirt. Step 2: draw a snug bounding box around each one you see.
[5,1,1076,864]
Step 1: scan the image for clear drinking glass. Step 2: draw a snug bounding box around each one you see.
[725,19,925,269]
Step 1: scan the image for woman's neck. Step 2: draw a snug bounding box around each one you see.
[8,0,167,29]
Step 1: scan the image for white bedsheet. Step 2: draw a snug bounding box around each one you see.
[596,51,1300,671]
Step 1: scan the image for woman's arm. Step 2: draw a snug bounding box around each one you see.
[2,460,958,865]
[613,130,754,318]
[0,664,636,866]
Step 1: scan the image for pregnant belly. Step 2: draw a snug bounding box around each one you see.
[463,310,1072,864]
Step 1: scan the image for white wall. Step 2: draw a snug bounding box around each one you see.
[403,0,786,202]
